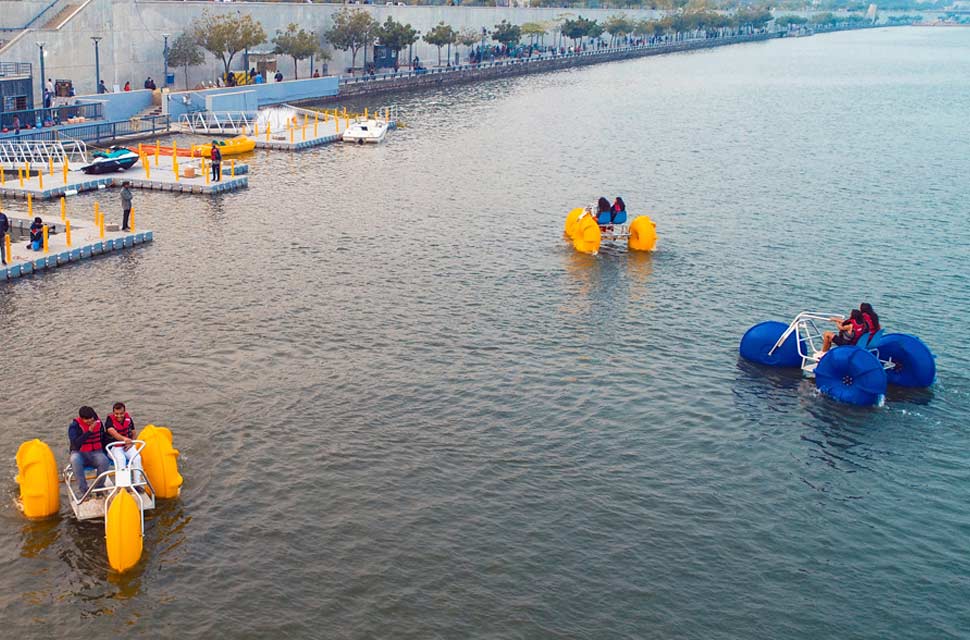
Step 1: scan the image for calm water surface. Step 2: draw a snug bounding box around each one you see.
[1,27,968,639]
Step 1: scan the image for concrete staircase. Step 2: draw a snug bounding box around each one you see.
[40,4,80,30]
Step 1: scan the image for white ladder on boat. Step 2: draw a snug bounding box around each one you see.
[178,111,253,135]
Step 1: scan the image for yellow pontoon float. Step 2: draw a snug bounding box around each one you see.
[564,205,657,255]
[14,425,182,573]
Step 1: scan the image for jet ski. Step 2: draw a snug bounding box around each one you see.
[80,147,140,174]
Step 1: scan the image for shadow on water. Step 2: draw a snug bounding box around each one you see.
[19,516,61,559]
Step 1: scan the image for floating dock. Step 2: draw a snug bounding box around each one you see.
[0,214,153,282]
[0,154,248,200]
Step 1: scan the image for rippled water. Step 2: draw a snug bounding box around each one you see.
[1,27,968,638]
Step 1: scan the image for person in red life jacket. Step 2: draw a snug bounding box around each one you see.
[859,302,880,336]
[68,406,111,498]
[210,141,222,182]
[104,401,143,477]
[821,308,866,353]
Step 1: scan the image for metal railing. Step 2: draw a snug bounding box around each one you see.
[178,111,254,134]
[0,137,88,167]
[2,115,170,145]
[0,61,32,77]
[337,32,773,85]
[0,102,103,131]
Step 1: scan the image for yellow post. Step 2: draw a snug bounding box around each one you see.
[94,201,99,226]
[18,168,24,188]
[65,219,71,246]
[5,232,11,259]
[38,171,44,190]
[27,193,32,216]
[99,213,105,239]
[155,140,160,166]
[130,207,135,233]
[289,125,294,144]
[203,158,209,185]
[48,156,54,176]
[266,122,271,142]
[173,141,178,158]
[303,114,308,127]
[364,107,368,119]
[42,224,49,253]
[25,161,30,177]
[385,108,390,123]
[138,143,143,157]
[231,159,236,177]
[1,166,4,185]
[314,120,318,138]
[60,196,66,221]
[173,157,180,182]
[255,122,259,136]
[63,161,68,185]
[302,123,307,141]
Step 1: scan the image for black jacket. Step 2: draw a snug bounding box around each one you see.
[0,212,8,236]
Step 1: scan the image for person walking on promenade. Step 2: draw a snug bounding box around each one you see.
[0,208,9,265]
[210,142,222,182]
[120,181,133,231]
[98,80,107,94]
[68,406,111,499]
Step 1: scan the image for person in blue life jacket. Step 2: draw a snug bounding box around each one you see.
[27,217,43,251]
[595,197,612,225]
[610,196,627,224]
[821,308,866,353]
[68,406,111,498]
[103,401,143,478]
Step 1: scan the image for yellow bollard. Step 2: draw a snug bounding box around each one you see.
[48,156,54,176]
[138,143,143,157]
[99,213,105,239]
[27,193,32,216]
[42,224,49,254]
[25,161,30,177]
[266,122,271,142]
[255,122,259,136]
[38,171,43,190]
[173,157,180,182]
[1,166,4,185]
[173,141,178,158]
[155,140,160,166]
[94,201,100,227]
[289,126,294,144]
[5,232,11,259]
[203,158,209,185]
[364,107,368,119]
[63,161,68,185]
[65,219,71,246]
[18,168,24,188]
[130,207,135,233]
[231,159,236,177]
[302,123,306,141]
[314,120,318,138]
[60,196,66,221]
[303,114,308,127]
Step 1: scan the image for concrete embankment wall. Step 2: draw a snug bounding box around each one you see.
[332,33,778,103]
[0,0,670,104]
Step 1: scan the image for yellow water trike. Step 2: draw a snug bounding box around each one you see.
[564,205,658,255]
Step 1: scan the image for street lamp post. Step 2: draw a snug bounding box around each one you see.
[163,33,170,87]
[36,42,45,109]
[91,36,102,93]
[481,27,487,66]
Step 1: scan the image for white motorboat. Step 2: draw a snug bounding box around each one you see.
[342,119,389,144]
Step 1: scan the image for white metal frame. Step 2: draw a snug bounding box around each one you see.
[63,440,156,522]
[178,111,253,135]
[768,311,896,377]
[576,205,633,242]
[0,138,88,168]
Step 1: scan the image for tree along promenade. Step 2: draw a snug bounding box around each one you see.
[323,31,776,102]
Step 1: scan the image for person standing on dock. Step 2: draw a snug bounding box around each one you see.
[120,181,133,231]
[210,142,222,182]
[0,208,8,265]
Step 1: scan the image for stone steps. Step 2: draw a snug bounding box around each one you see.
[40,3,79,30]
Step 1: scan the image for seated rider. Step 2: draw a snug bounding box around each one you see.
[104,401,143,478]
[859,302,880,336]
[595,197,612,226]
[611,196,627,224]
[821,309,866,353]
[68,406,111,499]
